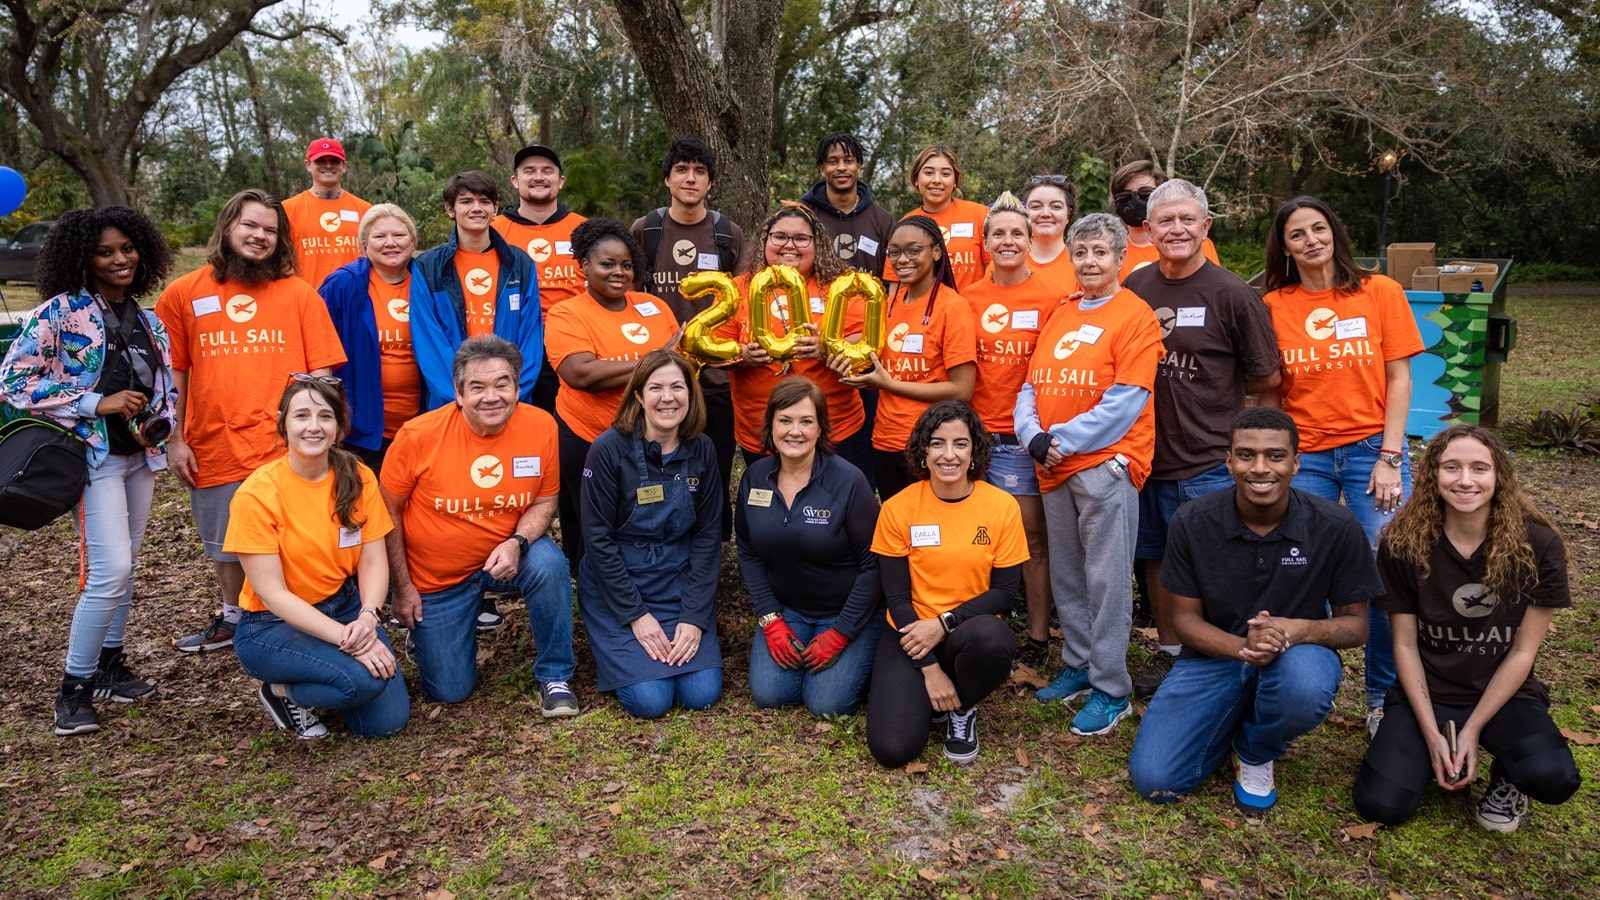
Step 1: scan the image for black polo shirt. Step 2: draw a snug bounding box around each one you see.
[1162,487,1382,659]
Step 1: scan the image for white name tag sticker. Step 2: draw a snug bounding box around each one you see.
[949,222,975,238]
[633,301,661,317]
[858,236,880,255]
[1335,316,1368,340]
[509,292,521,311]
[1075,323,1105,344]
[513,456,541,478]
[338,526,363,549]
[900,333,925,355]
[192,295,222,317]
[910,524,941,547]
[810,296,826,315]
[1176,307,1207,327]
[340,209,361,222]
[1011,309,1039,330]
[747,488,773,508]
[554,241,572,256]
[697,252,720,270]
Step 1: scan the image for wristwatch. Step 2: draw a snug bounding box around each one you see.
[1378,449,1404,468]
[939,612,957,634]
[756,612,782,629]
[509,534,530,555]
[361,607,384,624]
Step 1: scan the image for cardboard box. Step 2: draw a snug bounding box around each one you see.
[1387,242,1435,286]
[1413,266,1441,291]
[1438,260,1498,293]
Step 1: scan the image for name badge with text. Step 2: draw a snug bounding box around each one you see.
[697,252,720,270]
[340,209,361,222]
[637,484,665,505]
[338,526,363,549]
[634,301,661,317]
[949,222,975,238]
[1176,307,1207,327]
[1075,323,1105,344]
[910,524,941,547]
[747,488,774,508]
[555,241,572,256]
[900,333,925,355]
[1335,316,1368,340]
[192,295,222,317]
[1011,309,1039,330]
[509,293,521,311]
[858,236,880,255]
[513,456,541,478]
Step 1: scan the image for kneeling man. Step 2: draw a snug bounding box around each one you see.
[1128,407,1382,813]
[380,335,577,714]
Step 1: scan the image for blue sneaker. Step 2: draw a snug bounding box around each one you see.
[1035,667,1091,703]
[1069,689,1131,736]
[1233,755,1278,814]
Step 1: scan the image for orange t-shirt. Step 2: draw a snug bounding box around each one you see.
[381,403,560,594]
[492,212,588,319]
[717,273,866,453]
[368,269,421,438]
[1263,274,1424,452]
[886,199,991,290]
[871,480,1029,623]
[1027,250,1080,298]
[1025,287,1164,492]
[224,457,393,612]
[964,274,1071,435]
[545,291,677,442]
[1119,237,1220,281]
[155,267,348,487]
[872,285,978,452]
[454,246,499,336]
[280,190,371,289]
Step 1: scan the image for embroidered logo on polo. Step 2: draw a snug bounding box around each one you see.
[1452,583,1499,619]
[801,505,831,525]
[973,526,991,545]
[225,294,259,323]
[1280,546,1308,566]
[470,454,504,489]
[1304,308,1338,340]
[685,476,701,492]
[465,268,494,297]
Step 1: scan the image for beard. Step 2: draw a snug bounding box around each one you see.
[218,252,285,285]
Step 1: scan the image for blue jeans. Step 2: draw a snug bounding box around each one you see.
[1129,645,1342,801]
[234,586,410,738]
[1135,462,1234,560]
[411,535,574,703]
[66,454,155,677]
[1292,433,1411,707]
[614,666,723,719]
[748,608,881,716]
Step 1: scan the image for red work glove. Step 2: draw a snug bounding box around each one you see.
[762,617,806,669]
[801,629,850,671]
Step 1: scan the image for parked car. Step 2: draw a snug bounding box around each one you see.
[0,220,55,283]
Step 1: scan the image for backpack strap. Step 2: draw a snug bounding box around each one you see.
[710,210,737,273]
[641,207,667,286]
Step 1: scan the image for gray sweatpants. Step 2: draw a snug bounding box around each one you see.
[1041,458,1137,698]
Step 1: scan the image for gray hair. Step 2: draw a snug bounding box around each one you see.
[1067,213,1129,258]
[1146,178,1209,219]
[452,334,523,393]
[358,203,420,253]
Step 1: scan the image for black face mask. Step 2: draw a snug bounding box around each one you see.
[1114,194,1148,228]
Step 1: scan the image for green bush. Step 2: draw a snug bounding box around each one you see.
[1507,262,1600,284]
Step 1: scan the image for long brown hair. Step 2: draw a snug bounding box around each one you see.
[611,350,707,442]
[207,189,297,280]
[1262,195,1367,295]
[276,378,366,532]
[1379,425,1556,593]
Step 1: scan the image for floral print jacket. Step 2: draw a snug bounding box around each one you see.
[1,288,177,470]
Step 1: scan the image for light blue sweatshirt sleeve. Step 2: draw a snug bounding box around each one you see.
[1052,384,1149,455]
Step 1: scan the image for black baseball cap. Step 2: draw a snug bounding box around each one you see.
[513,144,562,172]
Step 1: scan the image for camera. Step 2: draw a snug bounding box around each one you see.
[128,408,171,445]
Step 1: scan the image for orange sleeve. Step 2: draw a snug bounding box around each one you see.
[357,467,394,542]
[379,425,421,500]
[1112,301,1163,392]
[940,291,978,369]
[1203,238,1220,265]
[543,305,588,373]
[870,491,911,558]
[1374,276,1425,361]
[223,475,283,556]
[990,492,1030,568]
[296,283,348,371]
[154,276,192,371]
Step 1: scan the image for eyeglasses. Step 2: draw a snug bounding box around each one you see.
[287,373,343,386]
[885,245,929,261]
[1112,187,1157,202]
[766,232,813,248]
[1029,174,1070,185]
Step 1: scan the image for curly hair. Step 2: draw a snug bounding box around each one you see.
[737,202,847,285]
[1379,425,1556,593]
[570,217,646,292]
[904,400,992,482]
[275,377,366,532]
[207,189,296,281]
[35,206,173,302]
[1262,195,1368,295]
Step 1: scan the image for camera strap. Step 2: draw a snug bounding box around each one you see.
[94,293,157,396]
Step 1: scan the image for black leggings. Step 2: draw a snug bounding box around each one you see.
[556,419,592,569]
[1352,689,1581,825]
[865,616,1015,767]
[704,390,735,542]
[872,448,915,502]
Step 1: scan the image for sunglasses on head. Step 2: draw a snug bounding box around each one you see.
[287,373,343,386]
[1029,174,1070,185]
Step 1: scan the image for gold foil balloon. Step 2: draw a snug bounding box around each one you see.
[821,271,887,374]
[747,264,813,361]
[677,271,743,363]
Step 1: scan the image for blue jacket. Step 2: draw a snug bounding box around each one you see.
[409,227,541,410]
[318,257,405,450]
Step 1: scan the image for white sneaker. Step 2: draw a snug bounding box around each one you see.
[1366,706,1385,739]
[1233,756,1278,813]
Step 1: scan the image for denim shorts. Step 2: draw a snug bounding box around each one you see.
[983,441,1040,497]
[1135,462,1234,559]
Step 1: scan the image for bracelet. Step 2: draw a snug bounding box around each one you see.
[1379,447,1401,454]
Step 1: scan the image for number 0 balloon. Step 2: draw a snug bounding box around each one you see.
[821,271,888,373]
[746,264,813,360]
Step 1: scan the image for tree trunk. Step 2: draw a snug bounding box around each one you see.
[237,43,282,198]
[608,0,784,234]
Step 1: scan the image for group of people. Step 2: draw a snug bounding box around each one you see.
[0,131,1579,832]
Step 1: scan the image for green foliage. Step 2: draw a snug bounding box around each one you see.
[1508,262,1600,283]
[1506,397,1600,454]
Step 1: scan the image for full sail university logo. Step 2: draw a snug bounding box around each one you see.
[1452,583,1499,618]
[470,454,504,489]
[1304,308,1338,340]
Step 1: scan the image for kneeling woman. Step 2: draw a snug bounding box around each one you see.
[866,401,1028,766]
[1353,425,1581,831]
[737,377,881,716]
[580,350,723,718]
[225,376,409,738]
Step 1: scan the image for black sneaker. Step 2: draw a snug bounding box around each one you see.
[539,680,580,717]
[55,677,100,736]
[1132,653,1174,699]
[1475,774,1529,834]
[175,612,236,653]
[256,683,328,740]
[944,706,979,764]
[1016,637,1049,670]
[476,595,505,632]
[94,648,154,702]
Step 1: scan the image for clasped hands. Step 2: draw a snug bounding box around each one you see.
[1239,610,1297,667]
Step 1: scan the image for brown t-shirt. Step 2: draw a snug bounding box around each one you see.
[630,209,746,392]
[1375,524,1570,707]
[1123,260,1280,481]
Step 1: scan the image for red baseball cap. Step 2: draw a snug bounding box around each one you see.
[305,138,346,161]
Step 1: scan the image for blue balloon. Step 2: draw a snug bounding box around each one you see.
[0,167,27,218]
